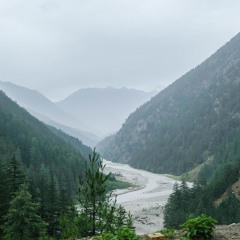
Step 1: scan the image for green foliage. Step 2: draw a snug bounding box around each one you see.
[181,214,217,240]
[164,157,240,228]
[0,158,9,237]
[0,90,92,238]
[93,227,140,240]
[216,193,240,224]
[164,181,215,229]
[3,183,47,240]
[176,238,190,240]
[106,173,133,192]
[159,228,176,239]
[7,151,26,198]
[0,90,90,202]
[78,149,114,236]
[59,205,80,240]
[78,149,134,237]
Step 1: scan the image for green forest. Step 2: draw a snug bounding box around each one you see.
[0,90,136,239]
[164,157,240,230]
[0,90,90,238]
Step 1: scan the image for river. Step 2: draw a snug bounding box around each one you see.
[103,159,181,235]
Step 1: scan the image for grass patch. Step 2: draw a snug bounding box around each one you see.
[106,173,134,192]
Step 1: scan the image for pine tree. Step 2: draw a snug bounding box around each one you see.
[115,205,134,230]
[78,149,131,236]
[0,158,9,237]
[78,149,112,236]
[37,164,50,219]
[7,151,25,198]
[59,205,80,240]
[3,183,47,240]
[47,174,60,237]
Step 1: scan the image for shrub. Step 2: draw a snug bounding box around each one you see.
[176,238,190,240]
[180,214,217,240]
[159,228,176,239]
[93,227,140,240]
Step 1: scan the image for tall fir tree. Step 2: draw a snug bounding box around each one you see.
[78,149,133,237]
[3,183,47,240]
[7,151,25,199]
[0,158,9,237]
[37,164,50,220]
[78,149,112,236]
[47,174,60,237]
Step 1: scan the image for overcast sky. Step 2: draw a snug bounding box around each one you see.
[0,0,240,101]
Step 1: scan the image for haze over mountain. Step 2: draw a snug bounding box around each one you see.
[57,87,156,137]
[0,81,155,145]
[0,81,99,147]
[98,32,240,178]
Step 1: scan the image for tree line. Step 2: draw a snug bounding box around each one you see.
[0,150,133,239]
[164,158,240,229]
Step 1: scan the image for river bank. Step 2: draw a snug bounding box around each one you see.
[103,159,179,235]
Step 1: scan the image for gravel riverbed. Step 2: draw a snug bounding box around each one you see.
[103,159,183,235]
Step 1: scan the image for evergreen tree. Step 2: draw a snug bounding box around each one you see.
[78,149,113,236]
[78,149,133,237]
[0,158,9,237]
[59,205,80,240]
[115,205,134,230]
[47,174,60,237]
[3,183,47,240]
[37,164,50,220]
[7,151,25,198]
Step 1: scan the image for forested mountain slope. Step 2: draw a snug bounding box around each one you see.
[0,81,99,147]
[0,90,91,200]
[98,32,240,176]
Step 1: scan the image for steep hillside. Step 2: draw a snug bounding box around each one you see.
[0,90,91,199]
[57,87,155,136]
[0,81,99,146]
[98,33,240,176]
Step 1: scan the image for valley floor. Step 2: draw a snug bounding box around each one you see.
[103,159,186,235]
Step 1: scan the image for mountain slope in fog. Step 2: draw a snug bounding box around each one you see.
[57,87,155,136]
[98,32,240,176]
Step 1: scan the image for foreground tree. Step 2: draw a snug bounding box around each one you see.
[3,183,47,240]
[59,205,80,240]
[78,149,133,237]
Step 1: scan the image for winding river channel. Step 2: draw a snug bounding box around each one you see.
[103,159,182,235]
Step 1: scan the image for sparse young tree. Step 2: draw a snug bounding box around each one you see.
[78,149,133,237]
[78,149,113,236]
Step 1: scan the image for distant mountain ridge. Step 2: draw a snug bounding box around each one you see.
[0,81,99,147]
[57,87,155,137]
[97,32,240,177]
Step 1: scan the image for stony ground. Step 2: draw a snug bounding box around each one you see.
[213,223,240,240]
